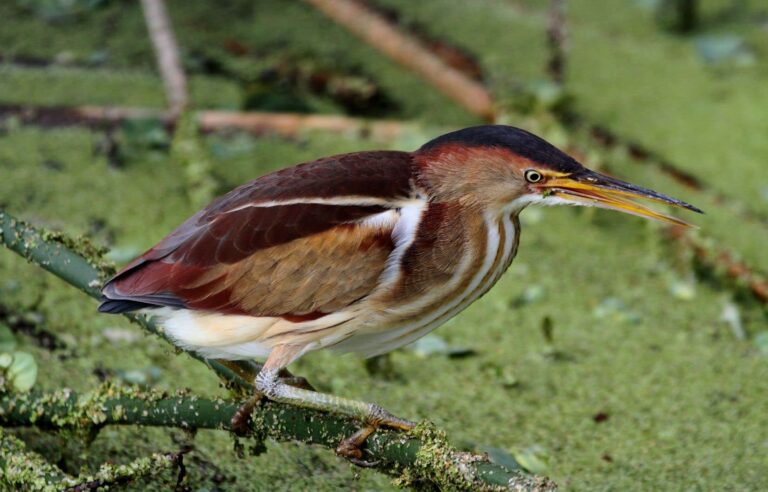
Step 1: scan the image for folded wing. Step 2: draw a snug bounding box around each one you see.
[100,151,418,319]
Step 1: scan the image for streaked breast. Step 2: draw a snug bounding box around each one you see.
[332,211,520,357]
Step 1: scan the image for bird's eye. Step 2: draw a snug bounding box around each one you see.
[525,169,543,183]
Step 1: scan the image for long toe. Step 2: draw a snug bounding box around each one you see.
[368,404,416,431]
[336,424,377,464]
[230,394,263,435]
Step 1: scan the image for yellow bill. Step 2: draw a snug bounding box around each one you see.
[538,170,703,227]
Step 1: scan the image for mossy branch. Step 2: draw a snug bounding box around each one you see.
[1,387,554,491]
[0,210,556,490]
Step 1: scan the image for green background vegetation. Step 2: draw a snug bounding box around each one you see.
[0,0,766,490]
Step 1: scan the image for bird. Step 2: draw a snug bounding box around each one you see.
[98,125,701,461]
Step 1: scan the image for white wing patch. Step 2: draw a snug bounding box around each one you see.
[377,199,427,288]
[223,195,417,214]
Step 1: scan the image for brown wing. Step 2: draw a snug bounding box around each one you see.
[99,151,416,318]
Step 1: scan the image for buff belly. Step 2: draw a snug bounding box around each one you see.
[148,213,518,361]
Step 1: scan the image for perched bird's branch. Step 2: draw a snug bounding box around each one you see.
[0,388,554,490]
[0,210,554,490]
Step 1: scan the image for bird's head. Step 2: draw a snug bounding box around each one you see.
[415,125,702,225]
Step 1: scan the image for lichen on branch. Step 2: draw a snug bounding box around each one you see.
[0,387,553,491]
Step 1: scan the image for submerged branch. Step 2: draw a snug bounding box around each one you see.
[0,211,554,489]
[61,452,184,492]
[302,0,495,120]
[666,227,768,304]
[0,389,554,491]
[0,428,74,489]
[1,425,184,491]
[0,104,418,142]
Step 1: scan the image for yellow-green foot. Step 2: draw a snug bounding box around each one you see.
[335,407,415,466]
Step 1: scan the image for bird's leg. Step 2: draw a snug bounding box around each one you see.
[274,374,315,391]
[243,345,415,463]
[216,359,264,383]
[229,376,317,435]
[217,359,313,389]
[230,392,263,436]
[227,357,316,435]
[255,367,414,463]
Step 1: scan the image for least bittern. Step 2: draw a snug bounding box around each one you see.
[99,125,701,461]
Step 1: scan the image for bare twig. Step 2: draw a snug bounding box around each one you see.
[140,0,188,117]
[667,227,768,304]
[196,109,416,140]
[301,0,495,120]
[546,0,568,85]
[0,104,420,142]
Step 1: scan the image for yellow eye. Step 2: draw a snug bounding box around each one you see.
[525,169,543,183]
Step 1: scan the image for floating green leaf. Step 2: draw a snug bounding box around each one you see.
[753,332,768,356]
[120,119,169,151]
[478,445,524,471]
[7,352,38,392]
[116,366,163,386]
[407,334,475,358]
[512,445,550,475]
[511,285,546,307]
[0,322,17,353]
[593,297,642,325]
[694,35,756,67]
[668,278,696,301]
[104,246,142,265]
[720,302,745,341]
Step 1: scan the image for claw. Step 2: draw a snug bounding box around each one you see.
[335,415,414,467]
[335,424,376,464]
[230,393,263,436]
[346,457,381,468]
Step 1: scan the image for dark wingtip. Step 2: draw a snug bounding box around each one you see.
[98,297,153,314]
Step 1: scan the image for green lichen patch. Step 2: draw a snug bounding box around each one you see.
[0,428,75,491]
[392,421,553,491]
[39,229,116,278]
[67,451,182,491]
